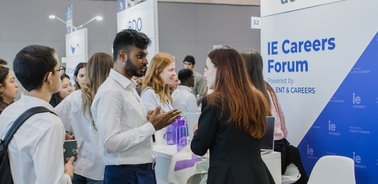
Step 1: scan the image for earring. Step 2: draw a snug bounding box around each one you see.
[0,90,2,98]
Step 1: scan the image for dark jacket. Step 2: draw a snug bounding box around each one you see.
[191,98,275,184]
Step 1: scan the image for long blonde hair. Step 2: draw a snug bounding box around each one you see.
[142,53,175,104]
[82,53,114,118]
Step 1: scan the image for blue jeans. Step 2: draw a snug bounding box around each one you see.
[72,174,103,184]
[104,165,156,184]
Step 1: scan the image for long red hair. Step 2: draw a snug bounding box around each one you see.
[206,46,270,138]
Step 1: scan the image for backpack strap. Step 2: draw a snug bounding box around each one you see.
[3,106,56,147]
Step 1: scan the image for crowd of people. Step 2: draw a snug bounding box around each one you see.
[0,29,307,184]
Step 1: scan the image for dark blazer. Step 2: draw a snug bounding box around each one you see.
[191,98,275,184]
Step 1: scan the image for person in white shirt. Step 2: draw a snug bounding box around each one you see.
[172,69,198,115]
[0,45,74,184]
[141,52,177,113]
[91,29,180,184]
[141,53,178,144]
[56,52,114,184]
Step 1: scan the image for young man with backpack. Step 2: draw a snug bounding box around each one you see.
[0,45,74,183]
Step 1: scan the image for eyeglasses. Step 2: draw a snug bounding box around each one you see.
[55,66,66,76]
[44,66,66,82]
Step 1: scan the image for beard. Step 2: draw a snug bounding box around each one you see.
[124,57,146,77]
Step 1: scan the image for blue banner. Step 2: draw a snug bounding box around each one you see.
[66,4,73,34]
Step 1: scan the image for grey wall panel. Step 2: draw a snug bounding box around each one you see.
[105,1,118,41]
[0,0,261,75]
[158,2,261,75]
[0,41,66,68]
[0,0,117,64]
[88,41,113,57]
[158,41,198,72]
[158,3,197,42]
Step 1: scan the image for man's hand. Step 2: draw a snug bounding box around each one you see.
[64,157,75,180]
[147,109,155,121]
[149,106,181,131]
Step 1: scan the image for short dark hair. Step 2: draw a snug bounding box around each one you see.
[178,69,193,84]
[0,58,8,66]
[13,45,57,91]
[112,29,151,61]
[183,55,195,65]
[61,73,70,81]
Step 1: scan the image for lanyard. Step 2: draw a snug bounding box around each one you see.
[165,100,173,111]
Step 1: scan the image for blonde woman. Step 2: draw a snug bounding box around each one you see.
[55,52,114,183]
[141,53,178,143]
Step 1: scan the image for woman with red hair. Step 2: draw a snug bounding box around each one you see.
[191,46,274,184]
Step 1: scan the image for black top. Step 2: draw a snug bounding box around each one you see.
[191,98,275,184]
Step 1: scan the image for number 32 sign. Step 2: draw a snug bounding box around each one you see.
[251,16,261,29]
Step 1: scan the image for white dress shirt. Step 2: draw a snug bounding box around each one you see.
[172,85,198,115]
[0,95,71,184]
[55,90,104,180]
[91,69,156,165]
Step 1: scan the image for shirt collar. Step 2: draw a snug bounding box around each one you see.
[109,69,135,89]
[21,94,56,112]
[178,85,192,92]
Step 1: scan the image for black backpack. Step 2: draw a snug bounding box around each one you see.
[0,106,56,184]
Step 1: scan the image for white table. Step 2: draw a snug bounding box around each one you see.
[153,144,281,184]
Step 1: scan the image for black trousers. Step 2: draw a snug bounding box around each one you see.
[104,165,156,184]
[274,138,309,184]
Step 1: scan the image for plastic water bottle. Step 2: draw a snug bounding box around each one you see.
[176,119,187,152]
[166,122,177,145]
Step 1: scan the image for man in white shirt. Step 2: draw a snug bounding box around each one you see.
[0,45,74,184]
[183,55,205,99]
[172,69,198,115]
[91,29,180,184]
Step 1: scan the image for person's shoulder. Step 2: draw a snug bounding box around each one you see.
[25,110,64,133]
[96,79,122,97]
[172,87,184,95]
[171,89,179,97]
[65,90,82,101]
[193,71,201,77]
[71,90,82,96]
[141,87,156,97]
[201,96,208,104]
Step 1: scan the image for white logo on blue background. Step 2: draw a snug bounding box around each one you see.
[352,93,366,108]
[307,144,314,155]
[353,151,366,169]
[352,93,361,104]
[328,120,340,136]
[298,32,378,183]
[353,151,361,164]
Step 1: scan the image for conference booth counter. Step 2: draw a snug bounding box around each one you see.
[153,144,281,184]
